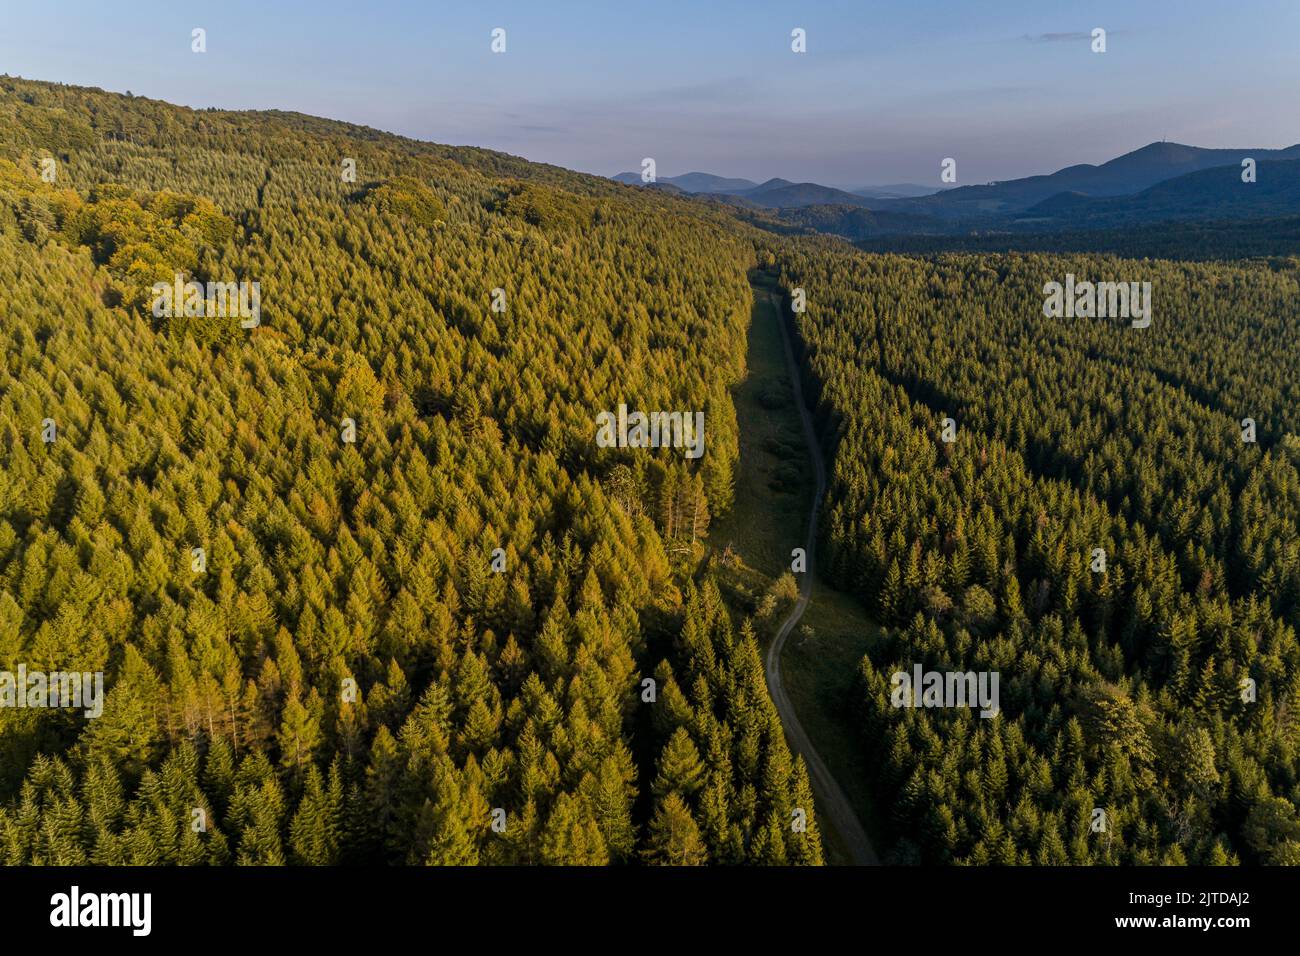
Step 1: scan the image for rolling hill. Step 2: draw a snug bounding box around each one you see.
[611,170,757,193]
[736,179,873,208]
[0,73,826,868]
[885,141,1300,218]
[613,171,874,208]
[615,142,1300,227]
[851,183,946,200]
[1020,158,1300,227]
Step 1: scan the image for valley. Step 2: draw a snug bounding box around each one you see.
[709,271,881,865]
[3,68,1300,871]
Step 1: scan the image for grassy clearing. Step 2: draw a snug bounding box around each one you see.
[709,271,888,864]
[782,586,886,853]
[708,276,811,578]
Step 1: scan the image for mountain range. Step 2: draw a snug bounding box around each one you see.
[884,141,1300,219]
[1019,158,1300,227]
[611,171,946,208]
[615,142,1300,239]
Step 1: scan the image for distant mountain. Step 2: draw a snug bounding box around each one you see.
[611,170,757,193]
[851,183,946,200]
[666,171,758,193]
[613,143,1300,229]
[744,177,796,195]
[1020,158,1300,228]
[735,180,873,208]
[612,171,871,208]
[888,142,1300,218]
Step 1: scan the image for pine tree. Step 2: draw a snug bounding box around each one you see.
[643,793,708,866]
[652,727,706,798]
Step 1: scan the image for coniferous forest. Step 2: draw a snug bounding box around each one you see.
[0,76,818,865]
[1,69,1297,874]
[772,242,1300,865]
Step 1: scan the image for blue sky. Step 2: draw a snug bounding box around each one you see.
[2,0,1298,188]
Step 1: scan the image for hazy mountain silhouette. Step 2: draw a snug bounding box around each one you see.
[611,170,757,193]
[851,183,947,199]
[612,143,1300,236]
[613,171,873,207]
[886,142,1300,218]
[738,179,873,208]
[1021,158,1300,227]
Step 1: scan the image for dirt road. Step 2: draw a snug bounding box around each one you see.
[761,287,880,867]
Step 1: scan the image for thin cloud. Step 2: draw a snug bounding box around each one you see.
[1019,30,1127,43]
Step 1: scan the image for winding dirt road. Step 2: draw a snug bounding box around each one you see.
[761,287,880,866]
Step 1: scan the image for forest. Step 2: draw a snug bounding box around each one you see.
[770,237,1300,864]
[0,77,819,864]
[2,74,1298,868]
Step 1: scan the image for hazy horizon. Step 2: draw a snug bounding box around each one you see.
[3,0,1299,189]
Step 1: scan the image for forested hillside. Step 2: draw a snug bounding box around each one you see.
[771,240,1300,864]
[3,74,1298,870]
[0,77,821,864]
